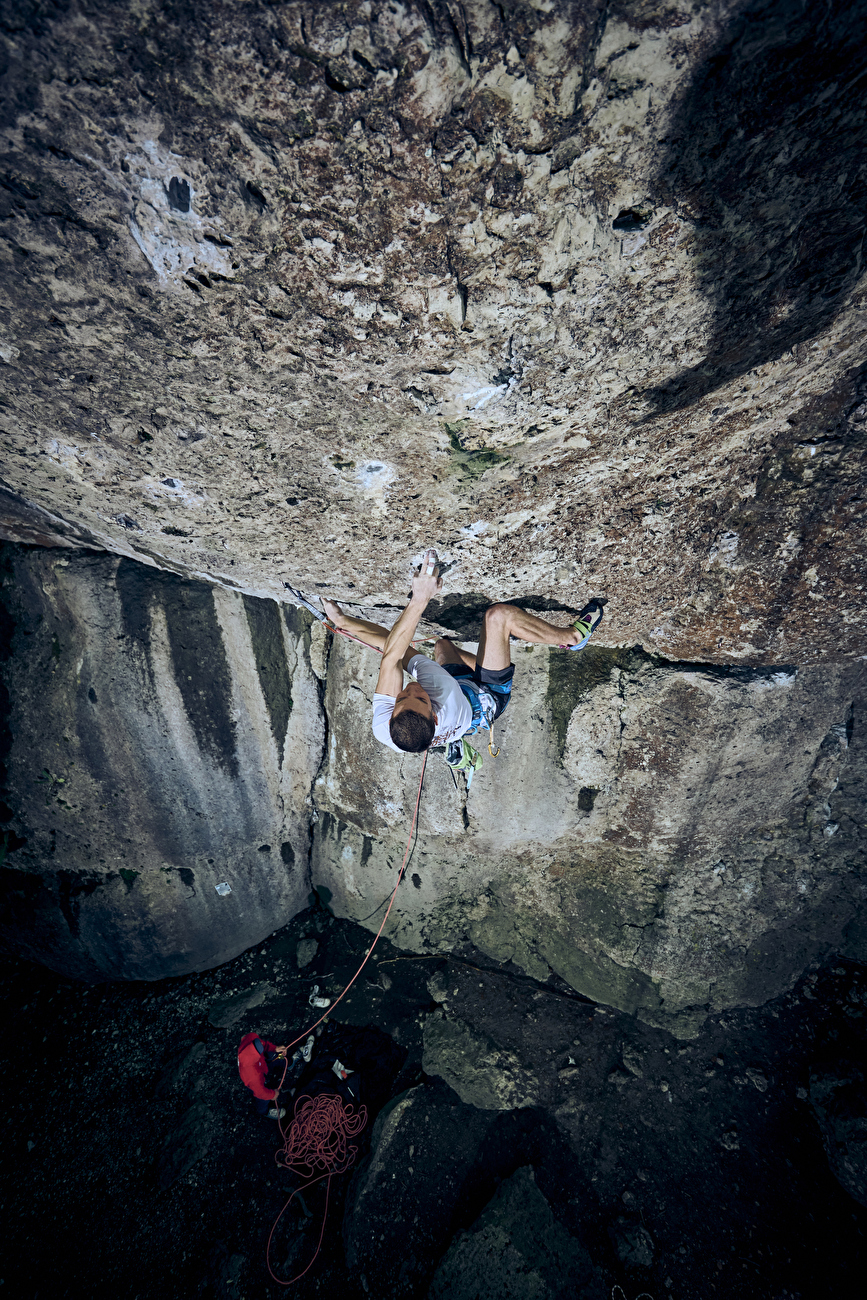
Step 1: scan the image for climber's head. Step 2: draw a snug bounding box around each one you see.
[389,681,436,752]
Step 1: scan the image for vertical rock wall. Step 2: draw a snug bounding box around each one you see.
[1,542,864,1038]
[0,543,324,979]
[312,628,867,1036]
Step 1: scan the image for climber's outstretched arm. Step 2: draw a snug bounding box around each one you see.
[375,549,442,696]
[322,549,442,697]
[320,601,392,653]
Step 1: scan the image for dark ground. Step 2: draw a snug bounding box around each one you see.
[1,903,864,1300]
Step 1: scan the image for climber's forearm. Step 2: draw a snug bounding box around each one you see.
[376,597,428,695]
[330,611,391,652]
[381,596,427,663]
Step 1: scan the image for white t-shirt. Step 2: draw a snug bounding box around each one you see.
[372,654,472,754]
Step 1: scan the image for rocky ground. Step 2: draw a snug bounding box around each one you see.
[2,903,864,1300]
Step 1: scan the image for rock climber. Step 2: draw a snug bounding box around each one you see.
[322,549,604,755]
[237,1030,288,1119]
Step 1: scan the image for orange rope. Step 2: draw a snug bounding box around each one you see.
[263,752,428,1285]
[266,1093,367,1285]
[277,749,427,1058]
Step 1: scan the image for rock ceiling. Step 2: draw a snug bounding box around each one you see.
[1,0,865,662]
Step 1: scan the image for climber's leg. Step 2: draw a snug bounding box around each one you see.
[476,603,585,670]
[433,637,476,671]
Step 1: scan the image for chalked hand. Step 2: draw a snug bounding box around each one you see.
[410,548,442,603]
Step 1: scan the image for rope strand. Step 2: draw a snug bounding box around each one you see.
[263,754,427,1286]
[266,1094,368,1286]
[262,610,429,1287]
[277,750,428,1059]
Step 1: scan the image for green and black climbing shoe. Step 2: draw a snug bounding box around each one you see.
[568,598,605,650]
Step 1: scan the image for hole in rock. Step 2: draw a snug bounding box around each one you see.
[244,179,267,208]
[166,177,190,212]
[612,208,651,232]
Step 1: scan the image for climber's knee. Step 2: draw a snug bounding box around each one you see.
[484,603,514,634]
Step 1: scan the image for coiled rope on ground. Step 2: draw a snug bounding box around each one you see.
[266,1093,368,1286]
[265,750,428,1286]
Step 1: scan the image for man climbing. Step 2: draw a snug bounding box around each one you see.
[321,549,604,756]
[237,1031,288,1119]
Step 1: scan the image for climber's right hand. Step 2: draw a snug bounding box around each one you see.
[410,549,442,606]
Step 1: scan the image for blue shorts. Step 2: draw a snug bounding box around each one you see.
[442,661,514,722]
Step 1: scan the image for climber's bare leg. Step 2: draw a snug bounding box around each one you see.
[476,603,580,671]
[433,638,476,671]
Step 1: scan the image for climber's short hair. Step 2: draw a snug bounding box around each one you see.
[389,708,436,753]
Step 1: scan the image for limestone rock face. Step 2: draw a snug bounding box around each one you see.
[0,0,865,664]
[313,632,866,1036]
[2,545,864,1027]
[0,545,324,979]
[1,0,866,1010]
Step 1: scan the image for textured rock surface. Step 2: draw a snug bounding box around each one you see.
[0,0,865,664]
[314,630,866,1036]
[344,1080,500,1293]
[0,544,323,979]
[422,1010,540,1109]
[4,913,865,1300]
[428,1164,604,1300]
[2,543,864,1024]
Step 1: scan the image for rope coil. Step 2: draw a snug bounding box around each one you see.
[264,752,428,1285]
[267,1093,368,1286]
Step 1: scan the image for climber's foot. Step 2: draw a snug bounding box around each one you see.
[567,599,605,648]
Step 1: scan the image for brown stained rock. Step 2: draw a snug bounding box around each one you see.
[0,1,863,664]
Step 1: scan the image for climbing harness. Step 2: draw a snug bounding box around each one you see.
[264,750,428,1285]
[444,686,499,787]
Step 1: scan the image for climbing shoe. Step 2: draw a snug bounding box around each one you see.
[567,598,605,650]
[268,1106,287,1119]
